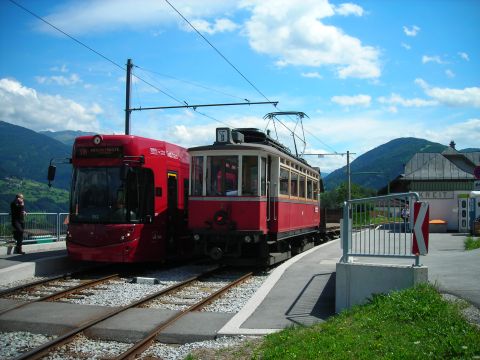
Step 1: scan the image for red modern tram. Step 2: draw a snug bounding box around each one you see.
[63,134,192,262]
[187,127,324,266]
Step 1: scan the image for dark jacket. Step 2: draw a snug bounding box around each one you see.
[10,199,25,227]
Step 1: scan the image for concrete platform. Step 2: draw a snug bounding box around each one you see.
[0,242,99,286]
[219,239,341,336]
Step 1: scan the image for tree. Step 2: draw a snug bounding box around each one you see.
[321,182,376,209]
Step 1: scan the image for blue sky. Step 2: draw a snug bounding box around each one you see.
[0,0,479,172]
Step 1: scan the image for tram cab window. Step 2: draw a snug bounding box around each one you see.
[242,156,258,196]
[280,167,289,195]
[291,172,299,197]
[191,156,204,196]
[70,167,153,224]
[206,156,238,196]
[299,175,306,198]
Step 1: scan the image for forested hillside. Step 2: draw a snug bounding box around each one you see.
[324,138,447,190]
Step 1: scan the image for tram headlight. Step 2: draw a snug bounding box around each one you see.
[193,234,200,241]
[92,134,103,145]
[244,235,252,243]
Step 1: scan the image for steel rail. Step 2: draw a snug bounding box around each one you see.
[0,274,120,316]
[14,266,220,360]
[115,271,253,360]
[0,265,115,297]
[0,274,66,297]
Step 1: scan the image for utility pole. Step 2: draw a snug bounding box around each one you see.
[125,58,133,135]
[347,150,351,201]
[122,58,277,135]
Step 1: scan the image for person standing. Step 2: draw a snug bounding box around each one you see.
[10,193,26,254]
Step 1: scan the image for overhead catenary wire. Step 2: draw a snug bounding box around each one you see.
[135,66,250,102]
[164,0,273,105]
[8,0,184,106]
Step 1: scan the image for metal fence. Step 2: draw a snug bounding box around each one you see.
[341,192,422,266]
[0,213,68,245]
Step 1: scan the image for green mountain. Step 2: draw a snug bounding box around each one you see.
[40,129,95,147]
[324,138,448,191]
[0,121,72,190]
[0,121,75,212]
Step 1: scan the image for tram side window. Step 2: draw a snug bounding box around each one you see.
[299,175,306,198]
[291,172,298,197]
[261,157,267,196]
[191,156,203,196]
[279,167,289,195]
[307,178,313,199]
[242,156,258,196]
[313,180,319,200]
[206,156,238,196]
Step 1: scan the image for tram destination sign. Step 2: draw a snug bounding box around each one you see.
[76,146,123,158]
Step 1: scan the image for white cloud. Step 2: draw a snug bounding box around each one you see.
[415,78,480,108]
[0,78,101,132]
[422,55,446,64]
[301,72,323,79]
[423,119,480,147]
[242,0,380,79]
[331,94,371,107]
[39,0,379,79]
[458,52,470,61]
[445,69,455,78]
[38,0,239,35]
[335,3,364,16]
[35,73,82,86]
[188,18,239,35]
[377,94,437,108]
[403,25,420,37]
[50,64,69,73]
[401,42,411,50]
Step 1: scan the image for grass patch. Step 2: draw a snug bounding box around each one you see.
[465,236,480,250]
[247,284,480,360]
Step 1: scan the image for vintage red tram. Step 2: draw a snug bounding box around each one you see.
[188,127,324,266]
[63,134,192,262]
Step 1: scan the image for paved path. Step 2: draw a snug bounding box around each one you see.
[220,233,480,335]
[423,233,480,308]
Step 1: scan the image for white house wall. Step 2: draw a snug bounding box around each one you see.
[418,191,471,231]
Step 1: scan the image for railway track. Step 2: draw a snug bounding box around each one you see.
[11,267,253,360]
[0,274,120,316]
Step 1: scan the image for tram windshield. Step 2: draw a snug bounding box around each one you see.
[70,167,154,223]
[207,156,238,196]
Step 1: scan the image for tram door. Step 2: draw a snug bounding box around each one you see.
[458,198,469,232]
[167,172,178,254]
